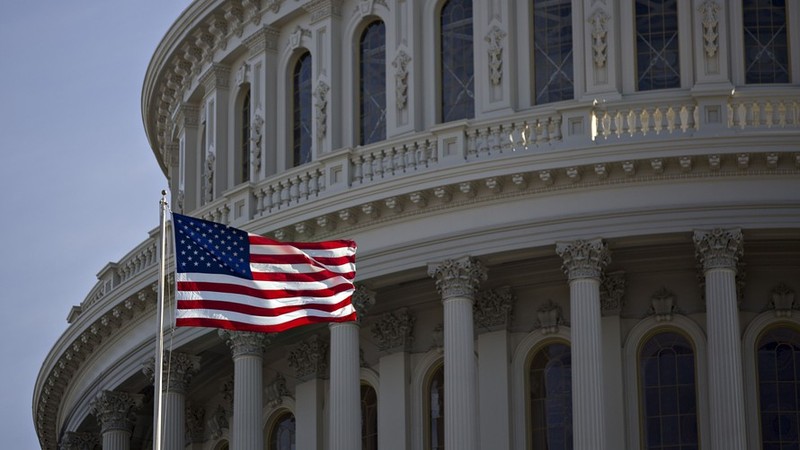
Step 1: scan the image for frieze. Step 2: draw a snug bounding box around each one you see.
[588,9,610,68]
[769,282,796,318]
[314,81,330,139]
[351,284,376,322]
[392,50,411,110]
[428,257,487,300]
[698,0,721,58]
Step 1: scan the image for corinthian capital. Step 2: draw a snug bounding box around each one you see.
[90,391,143,434]
[693,228,743,271]
[556,238,611,281]
[219,330,273,358]
[351,284,376,323]
[428,256,487,300]
[143,351,201,394]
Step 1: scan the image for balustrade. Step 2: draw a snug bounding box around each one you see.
[727,97,800,129]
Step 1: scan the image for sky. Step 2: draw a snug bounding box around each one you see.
[0,1,191,447]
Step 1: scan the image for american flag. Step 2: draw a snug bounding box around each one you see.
[171,213,357,333]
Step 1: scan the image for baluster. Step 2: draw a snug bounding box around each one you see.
[627,110,636,136]
[427,139,438,164]
[539,118,551,144]
[792,101,800,126]
[477,127,489,156]
[666,107,676,133]
[490,126,501,154]
[363,153,374,181]
[752,102,761,127]
[614,112,623,137]
[405,143,416,171]
[764,101,774,128]
[290,177,300,203]
[693,105,700,130]
[299,173,309,200]
[727,103,734,128]
[466,129,478,159]
[395,145,406,173]
[778,102,787,127]
[416,140,428,167]
[640,108,650,136]
[737,103,747,129]
[653,107,663,134]
[265,185,275,212]
[352,155,364,184]
[383,148,394,177]
[279,181,290,207]
[308,169,319,196]
[501,124,513,152]
[550,117,562,142]
[680,106,689,133]
[601,112,611,138]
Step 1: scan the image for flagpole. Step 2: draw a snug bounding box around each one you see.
[153,190,169,450]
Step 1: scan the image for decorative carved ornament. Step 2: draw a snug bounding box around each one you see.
[204,151,215,204]
[266,373,293,408]
[650,287,676,322]
[288,334,329,381]
[473,286,514,331]
[185,405,206,444]
[698,0,721,58]
[600,271,626,316]
[314,81,330,139]
[555,238,611,281]
[588,9,611,68]
[90,391,143,434]
[288,26,311,50]
[219,330,272,358]
[371,307,415,352]
[207,404,229,440]
[351,284,376,322]
[485,25,507,86]
[770,283,796,318]
[59,432,99,450]
[537,300,563,335]
[142,351,201,394]
[251,112,265,174]
[392,50,411,110]
[693,228,743,272]
[428,256,488,300]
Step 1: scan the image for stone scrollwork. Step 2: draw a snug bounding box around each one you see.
[537,300,563,335]
[555,238,611,281]
[600,271,626,316]
[371,307,415,352]
[693,228,743,272]
[588,9,611,68]
[207,404,229,440]
[288,334,329,381]
[185,405,205,444]
[698,0,721,58]
[351,284,376,323]
[650,287,676,322]
[314,81,330,140]
[428,256,488,300]
[473,286,515,331]
[204,151,215,204]
[392,50,411,110]
[142,351,201,394]
[89,391,143,434]
[250,112,264,174]
[770,282,796,317]
[266,372,292,408]
[484,25,507,86]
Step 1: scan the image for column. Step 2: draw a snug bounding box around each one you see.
[329,286,375,450]
[428,256,487,450]
[220,330,271,450]
[59,432,99,450]
[600,271,626,450]
[694,228,746,450]
[373,308,415,450]
[143,351,201,450]
[90,390,143,450]
[289,334,329,450]
[555,239,610,450]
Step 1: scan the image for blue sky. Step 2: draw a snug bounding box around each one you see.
[0,1,190,447]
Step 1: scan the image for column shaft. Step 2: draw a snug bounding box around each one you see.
[570,278,607,450]
[233,354,263,450]
[443,296,478,450]
[102,430,130,450]
[162,391,185,450]
[706,267,747,450]
[329,322,362,450]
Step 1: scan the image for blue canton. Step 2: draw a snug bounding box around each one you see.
[173,213,252,278]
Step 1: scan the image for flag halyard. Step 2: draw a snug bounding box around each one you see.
[172,213,357,333]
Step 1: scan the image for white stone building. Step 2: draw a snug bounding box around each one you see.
[34,0,800,449]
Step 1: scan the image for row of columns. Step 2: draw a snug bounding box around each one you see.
[63,228,746,450]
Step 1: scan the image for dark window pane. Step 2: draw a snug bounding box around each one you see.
[361,384,378,450]
[359,21,387,145]
[743,0,790,83]
[533,0,573,103]
[440,0,474,122]
[759,327,800,447]
[429,365,444,450]
[293,52,312,166]
[529,342,573,450]
[635,0,680,90]
[268,412,296,450]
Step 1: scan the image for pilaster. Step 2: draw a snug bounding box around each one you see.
[555,238,610,450]
[199,64,231,203]
[694,228,746,450]
[428,256,487,450]
[290,334,329,450]
[243,26,280,180]
[473,0,516,115]
[220,330,272,450]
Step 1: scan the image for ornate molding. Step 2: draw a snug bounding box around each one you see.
[199,64,231,92]
[485,25,506,86]
[351,284,376,322]
[650,287,676,322]
[698,0,721,58]
[371,307,415,352]
[303,0,343,23]
[314,81,330,139]
[693,228,743,272]
[207,404,229,440]
[142,351,201,394]
[392,50,411,110]
[265,372,292,408]
[288,334,329,381]
[473,286,514,331]
[251,112,264,174]
[555,238,610,281]
[59,432,99,450]
[89,391,143,434]
[219,330,272,358]
[244,25,281,55]
[770,282,796,318]
[428,256,487,300]
[600,271,625,316]
[536,300,563,335]
[185,404,205,444]
[288,25,311,51]
[588,9,611,68]
[203,151,216,204]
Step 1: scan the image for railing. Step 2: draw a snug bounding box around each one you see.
[76,91,800,319]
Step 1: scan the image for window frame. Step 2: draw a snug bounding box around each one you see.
[525,337,573,450]
[438,0,475,123]
[358,19,387,146]
[292,51,313,167]
[530,0,575,105]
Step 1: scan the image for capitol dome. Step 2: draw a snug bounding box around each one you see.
[35,0,800,449]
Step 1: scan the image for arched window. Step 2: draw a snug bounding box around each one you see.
[293,52,312,167]
[743,0,789,83]
[362,383,378,450]
[240,88,251,183]
[635,0,680,90]
[639,331,698,449]
[427,364,445,450]
[757,326,800,447]
[440,0,474,123]
[359,20,386,146]
[528,341,572,450]
[532,0,573,104]
[267,411,296,450]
